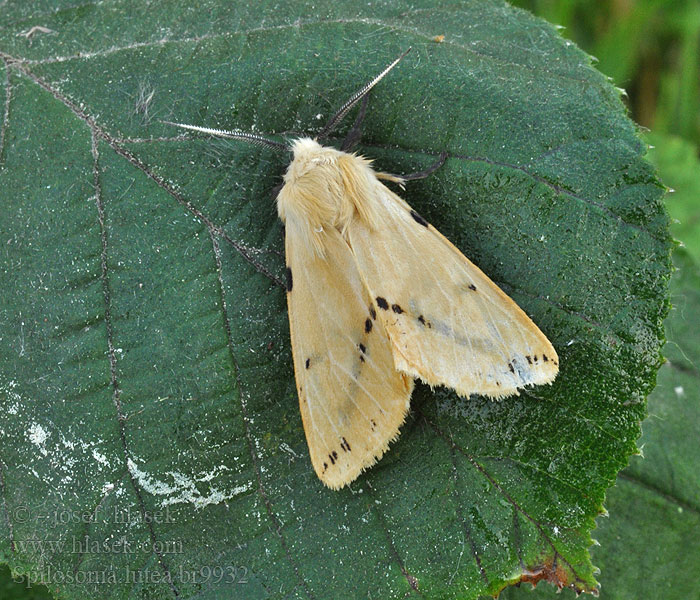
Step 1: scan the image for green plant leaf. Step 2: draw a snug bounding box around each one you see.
[501,248,700,600]
[0,2,672,599]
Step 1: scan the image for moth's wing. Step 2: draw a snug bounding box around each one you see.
[348,185,558,398]
[285,217,413,489]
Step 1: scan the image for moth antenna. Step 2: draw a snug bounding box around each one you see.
[162,121,288,152]
[317,47,411,141]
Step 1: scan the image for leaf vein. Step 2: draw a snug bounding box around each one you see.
[0,59,13,165]
[91,128,180,599]
[448,445,489,585]
[20,13,600,87]
[423,412,595,592]
[209,231,315,599]
[0,52,284,288]
[365,482,424,596]
[617,471,700,515]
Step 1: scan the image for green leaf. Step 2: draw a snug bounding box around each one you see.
[0,2,672,599]
[501,248,700,600]
[0,564,51,600]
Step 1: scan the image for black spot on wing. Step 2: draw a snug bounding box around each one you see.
[526,355,532,365]
[508,363,515,374]
[285,267,293,292]
[391,304,403,314]
[376,297,389,310]
[365,318,373,333]
[410,209,429,227]
[468,283,477,291]
[543,354,549,362]
[358,342,367,363]
[370,306,377,320]
[340,437,352,452]
[305,358,310,369]
[417,314,432,328]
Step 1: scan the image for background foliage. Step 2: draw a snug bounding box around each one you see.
[513,0,700,151]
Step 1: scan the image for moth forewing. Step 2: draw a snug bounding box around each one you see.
[347,183,559,398]
[283,212,413,489]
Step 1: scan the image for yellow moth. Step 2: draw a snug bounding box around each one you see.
[167,49,558,490]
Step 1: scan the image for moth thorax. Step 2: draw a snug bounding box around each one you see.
[277,139,381,255]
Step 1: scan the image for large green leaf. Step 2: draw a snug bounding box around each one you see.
[502,248,700,600]
[0,2,672,599]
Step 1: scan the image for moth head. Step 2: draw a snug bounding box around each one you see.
[283,138,340,184]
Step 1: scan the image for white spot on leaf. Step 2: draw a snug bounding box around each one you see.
[127,458,250,509]
[92,448,109,467]
[28,423,49,456]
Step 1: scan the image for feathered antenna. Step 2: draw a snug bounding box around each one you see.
[316,47,411,141]
[163,48,411,149]
[162,121,288,152]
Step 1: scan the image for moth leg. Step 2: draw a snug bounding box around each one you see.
[340,94,370,152]
[270,181,284,201]
[377,151,448,182]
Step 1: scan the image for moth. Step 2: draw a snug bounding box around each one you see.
[167,49,558,489]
